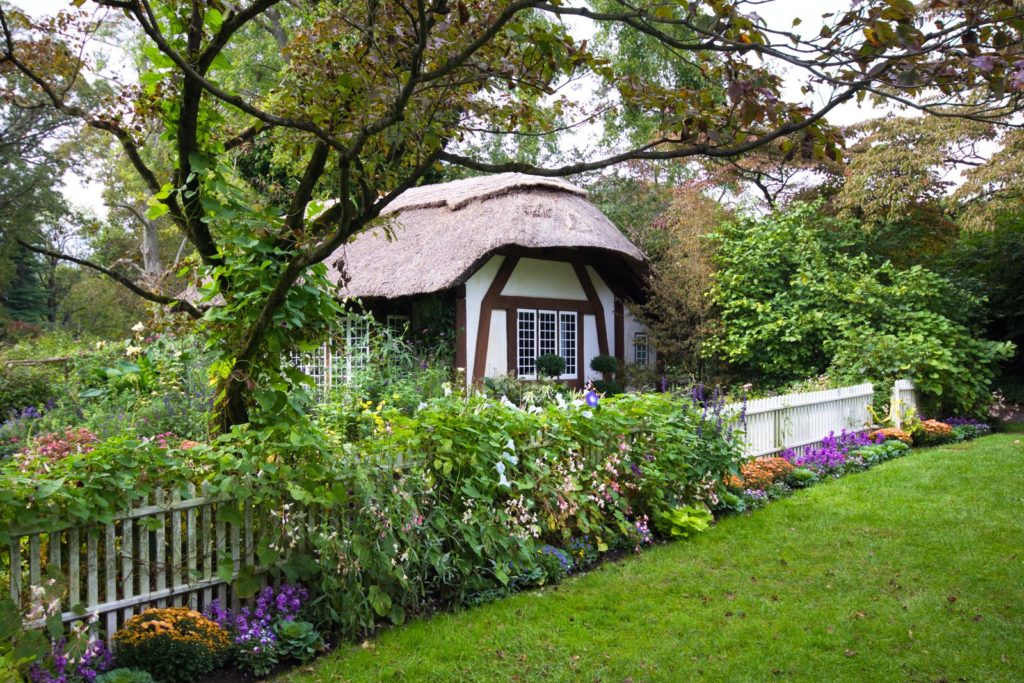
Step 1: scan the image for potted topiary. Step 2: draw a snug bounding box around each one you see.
[589,354,618,380]
[536,353,566,379]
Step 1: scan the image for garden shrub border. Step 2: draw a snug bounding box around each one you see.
[3,399,995,682]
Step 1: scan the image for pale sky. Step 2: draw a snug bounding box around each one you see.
[10,0,897,216]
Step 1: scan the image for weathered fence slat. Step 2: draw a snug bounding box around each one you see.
[104,523,116,637]
[216,511,227,607]
[154,488,166,608]
[68,528,80,609]
[121,519,133,624]
[187,484,198,610]
[170,491,183,608]
[201,483,213,609]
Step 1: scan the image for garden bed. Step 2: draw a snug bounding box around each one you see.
[278,427,1024,682]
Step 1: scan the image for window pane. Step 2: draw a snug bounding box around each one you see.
[538,311,557,358]
[634,332,649,367]
[559,312,577,375]
[517,310,537,377]
[386,315,410,336]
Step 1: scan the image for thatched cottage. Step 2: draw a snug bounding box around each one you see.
[327,173,655,388]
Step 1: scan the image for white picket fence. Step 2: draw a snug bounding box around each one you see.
[730,382,879,458]
[4,379,917,641]
[889,379,919,429]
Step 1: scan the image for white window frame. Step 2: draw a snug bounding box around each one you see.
[516,309,538,379]
[633,331,649,367]
[516,307,578,380]
[559,311,578,376]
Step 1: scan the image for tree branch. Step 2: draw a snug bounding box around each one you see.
[15,239,202,319]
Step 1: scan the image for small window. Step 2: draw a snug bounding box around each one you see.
[634,332,649,367]
[516,308,578,379]
[386,314,410,336]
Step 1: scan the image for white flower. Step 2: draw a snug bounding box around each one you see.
[505,438,515,451]
[502,451,518,465]
[126,345,142,357]
[495,461,511,488]
[131,321,145,333]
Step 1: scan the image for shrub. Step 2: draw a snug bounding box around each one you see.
[706,202,1015,414]
[113,608,230,683]
[95,670,156,683]
[535,353,566,378]
[653,505,713,538]
[913,419,954,446]
[13,428,97,471]
[851,440,910,466]
[0,365,56,419]
[726,456,794,490]
[536,545,573,582]
[592,379,624,395]
[867,427,913,445]
[589,354,619,375]
[786,467,818,487]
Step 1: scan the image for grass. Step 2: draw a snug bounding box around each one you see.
[283,427,1024,682]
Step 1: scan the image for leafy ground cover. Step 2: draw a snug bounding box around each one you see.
[283,427,1024,682]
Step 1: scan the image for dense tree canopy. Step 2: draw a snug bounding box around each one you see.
[2,0,1023,428]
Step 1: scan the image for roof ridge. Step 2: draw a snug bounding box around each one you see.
[381,172,587,215]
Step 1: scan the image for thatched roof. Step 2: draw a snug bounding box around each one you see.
[328,173,648,300]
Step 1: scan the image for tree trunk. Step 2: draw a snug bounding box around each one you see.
[215,371,251,432]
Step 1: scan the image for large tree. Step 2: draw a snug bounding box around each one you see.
[1,0,1022,429]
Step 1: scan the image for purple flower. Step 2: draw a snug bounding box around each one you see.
[29,638,111,683]
[585,391,599,408]
[970,55,998,74]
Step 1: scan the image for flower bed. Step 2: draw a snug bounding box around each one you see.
[2,388,744,681]
[3,390,997,682]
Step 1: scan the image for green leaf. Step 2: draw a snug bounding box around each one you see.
[217,556,236,583]
[233,566,261,599]
[45,612,64,640]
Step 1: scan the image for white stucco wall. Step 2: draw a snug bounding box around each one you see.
[586,266,616,360]
[463,255,504,382]
[582,314,601,383]
[485,309,508,377]
[501,258,587,299]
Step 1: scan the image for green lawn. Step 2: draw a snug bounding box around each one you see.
[283,428,1024,682]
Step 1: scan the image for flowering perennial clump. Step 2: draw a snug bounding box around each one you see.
[786,430,885,474]
[28,638,112,683]
[726,456,794,490]
[913,419,954,446]
[15,428,98,471]
[868,427,912,445]
[113,608,230,683]
[204,584,316,677]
